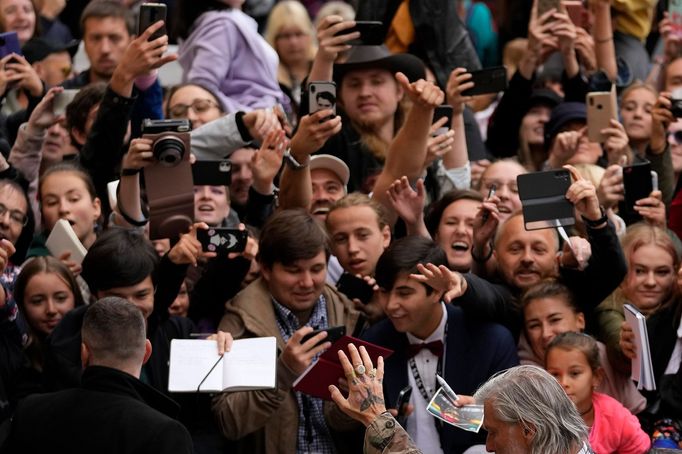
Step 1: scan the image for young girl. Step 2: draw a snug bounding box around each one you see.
[520,280,646,414]
[32,162,102,259]
[545,332,651,454]
[13,256,83,375]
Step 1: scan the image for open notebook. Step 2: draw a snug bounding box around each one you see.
[168,337,277,393]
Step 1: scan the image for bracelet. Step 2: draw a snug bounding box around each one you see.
[121,168,141,176]
[595,36,613,44]
[471,242,494,263]
[581,207,608,228]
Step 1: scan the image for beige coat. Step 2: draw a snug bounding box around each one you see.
[213,277,360,453]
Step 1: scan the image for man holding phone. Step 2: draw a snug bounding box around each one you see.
[214,209,362,454]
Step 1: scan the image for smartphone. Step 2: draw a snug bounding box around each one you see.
[620,162,653,224]
[433,105,453,136]
[0,31,20,59]
[52,89,80,116]
[138,3,167,40]
[300,325,346,346]
[334,21,383,46]
[586,89,617,143]
[538,0,561,16]
[192,160,232,186]
[517,169,575,230]
[481,183,496,224]
[336,273,374,305]
[395,385,412,427]
[308,81,336,116]
[460,66,508,97]
[197,228,248,253]
[563,0,586,28]
[671,0,682,37]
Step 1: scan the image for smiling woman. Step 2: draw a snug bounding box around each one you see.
[0,0,37,44]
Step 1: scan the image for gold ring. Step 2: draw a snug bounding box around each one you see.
[355,364,366,375]
[367,368,377,378]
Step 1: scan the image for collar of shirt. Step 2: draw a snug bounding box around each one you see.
[406,302,448,346]
[272,294,328,342]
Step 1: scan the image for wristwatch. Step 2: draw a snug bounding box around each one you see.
[283,148,309,170]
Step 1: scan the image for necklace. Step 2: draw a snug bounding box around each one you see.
[580,403,594,416]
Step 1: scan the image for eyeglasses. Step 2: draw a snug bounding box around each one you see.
[168,99,219,119]
[0,203,28,227]
[480,179,518,194]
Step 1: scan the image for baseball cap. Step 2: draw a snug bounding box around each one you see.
[309,154,350,188]
[22,38,79,64]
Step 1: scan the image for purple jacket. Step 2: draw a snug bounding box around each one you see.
[178,10,285,113]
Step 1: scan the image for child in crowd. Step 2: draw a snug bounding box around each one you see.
[545,332,651,454]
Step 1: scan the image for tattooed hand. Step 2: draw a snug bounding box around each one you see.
[329,343,387,427]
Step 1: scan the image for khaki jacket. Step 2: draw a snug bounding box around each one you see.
[213,278,360,453]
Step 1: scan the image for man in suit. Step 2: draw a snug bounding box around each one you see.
[4,297,193,453]
[362,235,518,453]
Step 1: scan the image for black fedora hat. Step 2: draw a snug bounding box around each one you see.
[333,45,426,85]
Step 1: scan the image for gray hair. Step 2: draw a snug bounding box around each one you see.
[82,297,146,367]
[474,365,588,454]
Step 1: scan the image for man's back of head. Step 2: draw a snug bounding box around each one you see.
[81,297,149,377]
[474,365,588,454]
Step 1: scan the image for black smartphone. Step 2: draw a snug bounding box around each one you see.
[138,3,167,40]
[308,81,337,117]
[620,162,653,224]
[432,105,453,136]
[192,160,232,186]
[334,21,383,45]
[0,31,21,59]
[517,169,575,230]
[197,228,248,253]
[460,66,508,97]
[395,385,412,427]
[336,273,374,305]
[301,325,346,346]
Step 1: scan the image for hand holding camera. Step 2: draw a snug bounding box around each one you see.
[596,164,624,209]
[601,119,631,165]
[168,222,217,266]
[122,138,155,173]
[3,53,42,97]
[289,109,341,158]
[445,68,474,115]
[315,16,360,64]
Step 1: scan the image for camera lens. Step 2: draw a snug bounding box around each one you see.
[153,135,185,166]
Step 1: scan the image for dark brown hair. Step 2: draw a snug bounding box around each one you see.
[545,332,601,373]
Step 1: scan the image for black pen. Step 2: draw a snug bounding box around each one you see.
[481,184,496,225]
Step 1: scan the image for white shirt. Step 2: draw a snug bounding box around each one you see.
[405,303,448,454]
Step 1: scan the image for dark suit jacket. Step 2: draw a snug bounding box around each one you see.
[4,366,193,453]
[362,304,519,454]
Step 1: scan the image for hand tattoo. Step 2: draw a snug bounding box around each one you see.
[360,387,385,411]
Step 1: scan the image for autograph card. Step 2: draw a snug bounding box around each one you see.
[426,387,484,433]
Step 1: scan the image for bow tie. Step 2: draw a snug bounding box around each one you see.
[407,340,444,359]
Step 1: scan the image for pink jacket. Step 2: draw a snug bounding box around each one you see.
[590,392,650,454]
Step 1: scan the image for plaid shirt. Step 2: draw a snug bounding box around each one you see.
[273,296,335,454]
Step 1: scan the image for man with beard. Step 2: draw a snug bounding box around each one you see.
[450,165,626,341]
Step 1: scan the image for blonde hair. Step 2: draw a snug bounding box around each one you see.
[264,1,316,59]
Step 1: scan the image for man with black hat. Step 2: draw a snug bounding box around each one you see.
[22,37,78,86]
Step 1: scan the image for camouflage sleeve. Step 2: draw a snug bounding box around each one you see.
[363,412,422,454]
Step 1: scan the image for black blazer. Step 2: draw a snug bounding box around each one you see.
[362,304,519,453]
[4,366,193,453]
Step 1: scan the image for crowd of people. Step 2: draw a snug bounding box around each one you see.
[0,0,679,452]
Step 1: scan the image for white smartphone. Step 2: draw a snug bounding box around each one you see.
[46,219,87,265]
[651,170,659,192]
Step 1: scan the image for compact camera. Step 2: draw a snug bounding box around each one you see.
[141,119,191,166]
[142,118,194,240]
